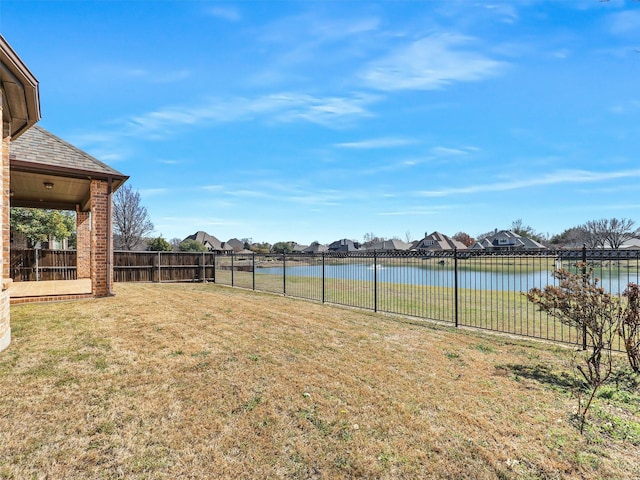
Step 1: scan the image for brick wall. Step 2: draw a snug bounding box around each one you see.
[90,179,112,297]
[76,209,91,279]
[0,92,10,351]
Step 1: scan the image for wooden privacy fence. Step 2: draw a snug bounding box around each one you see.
[113,251,217,283]
[10,250,222,283]
[11,249,77,281]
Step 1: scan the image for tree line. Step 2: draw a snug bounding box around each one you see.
[9,184,640,253]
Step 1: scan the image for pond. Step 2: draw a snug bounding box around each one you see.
[256,263,640,295]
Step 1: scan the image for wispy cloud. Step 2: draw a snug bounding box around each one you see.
[201,185,225,192]
[88,64,190,84]
[139,188,171,197]
[608,10,640,36]
[157,216,240,229]
[206,6,241,22]
[378,205,454,216]
[483,4,519,24]
[334,137,419,149]
[360,33,506,91]
[124,92,378,138]
[610,99,640,115]
[416,168,640,197]
[430,146,477,156]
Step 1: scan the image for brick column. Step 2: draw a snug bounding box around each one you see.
[0,91,11,351]
[90,179,113,297]
[76,208,90,279]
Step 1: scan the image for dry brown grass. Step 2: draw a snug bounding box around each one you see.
[1,282,639,479]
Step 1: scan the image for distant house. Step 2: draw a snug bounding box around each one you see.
[222,238,245,252]
[621,237,640,249]
[183,231,233,253]
[470,230,545,251]
[366,239,411,252]
[328,239,361,252]
[413,232,467,251]
[292,243,308,253]
[302,242,328,254]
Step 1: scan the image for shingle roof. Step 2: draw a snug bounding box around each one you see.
[367,239,411,251]
[303,242,328,253]
[414,231,467,251]
[472,230,546,250]
[185,231,223,250]
[10,125,126,179]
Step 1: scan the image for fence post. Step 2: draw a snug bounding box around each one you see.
[35,246,40,282]
[582,244,587,350]
[322,253,325,303]
[212,253,216,283]
[283,253,287,296]
[454,248,459,328]
[373,251,378,312]
[252,253,256,290]
[201,252,205,282]
[157,251,161,283]
[231,254,234,287]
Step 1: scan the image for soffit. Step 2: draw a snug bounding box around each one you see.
[0,35,40,138]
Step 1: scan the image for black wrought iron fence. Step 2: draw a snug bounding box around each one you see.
[184,248,640,351]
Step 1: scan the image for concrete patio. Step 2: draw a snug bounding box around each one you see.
[10,279,92,304]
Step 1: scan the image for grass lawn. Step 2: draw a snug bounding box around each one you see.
[1,282,639,479]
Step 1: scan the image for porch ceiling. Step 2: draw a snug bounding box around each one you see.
[10,169,92,211]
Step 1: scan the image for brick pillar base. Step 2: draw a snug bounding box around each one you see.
[76,209,90,279]
[90,179,112,297]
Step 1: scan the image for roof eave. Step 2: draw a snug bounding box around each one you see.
[0,35,40,138]
[10,157,129,183]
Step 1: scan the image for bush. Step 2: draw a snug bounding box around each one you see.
[147,236,172,251]
[179,239,207,252]
[621,283,640,373]
[526,265,619,432]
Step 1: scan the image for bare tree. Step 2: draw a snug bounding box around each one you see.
[113,185,154,250]
[526,266,619,433]
[581,219,606,248]
[602,218,638,249]
[169,237,183,251]
[582,218,638,249]
[549,227,589,248]
[511,219,546,244]
[362,232,385,248]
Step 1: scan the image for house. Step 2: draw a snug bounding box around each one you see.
[328,239,361,252]
[183,231,232,253]
[302,242,328,254]
[366,239,411,252]
[292,243,308,253]
[222,238,245,252]
[413,232,467,251]
[470,230,545,251]
[621,237,640,249]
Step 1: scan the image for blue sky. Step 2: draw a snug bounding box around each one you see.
[2,1,639,245]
